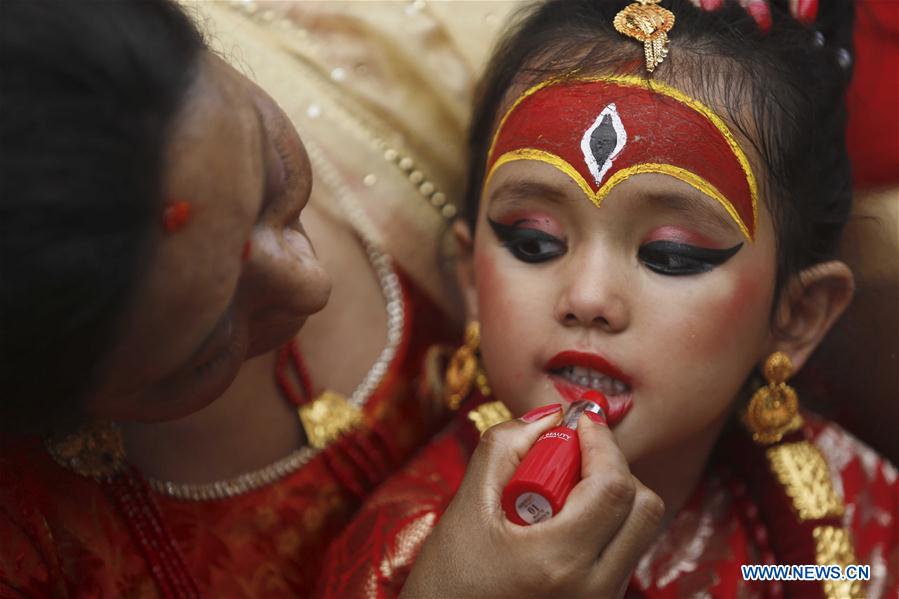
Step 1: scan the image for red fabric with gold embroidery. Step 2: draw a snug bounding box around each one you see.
[314,407,899,599]
[0,272,454,597]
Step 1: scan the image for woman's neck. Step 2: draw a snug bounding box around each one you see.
[119,351,304,484]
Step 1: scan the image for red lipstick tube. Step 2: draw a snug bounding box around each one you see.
[502,392,609,525]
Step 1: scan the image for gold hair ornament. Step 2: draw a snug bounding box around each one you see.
[744,351,803,444]
[613,0,676,73]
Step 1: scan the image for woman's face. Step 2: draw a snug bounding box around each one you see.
[86,53,331,422]
[469,91,779,472]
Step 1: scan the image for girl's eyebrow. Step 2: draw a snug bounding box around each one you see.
[488,180,574,206]
[489,179,743,238]
[637,191,741,237]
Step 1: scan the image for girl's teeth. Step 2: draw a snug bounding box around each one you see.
[557,366,628,396]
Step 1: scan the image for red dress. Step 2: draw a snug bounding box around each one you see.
[315,396,899,598]
[0,272,454,597]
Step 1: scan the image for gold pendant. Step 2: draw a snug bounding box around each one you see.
[46,420,126,481]
[467,401,512,436]
[745,383,802,445]
[613,0,676,73]
[298,390,364,449]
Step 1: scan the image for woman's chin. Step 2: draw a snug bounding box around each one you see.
[245,316,307,359]
[124,323,252,424]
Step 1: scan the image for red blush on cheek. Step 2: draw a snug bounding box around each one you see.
[644,225,720,248]
[701,269,772,345]
[474,247,499,301]
[725,270,770,321]
[493,211,563,237]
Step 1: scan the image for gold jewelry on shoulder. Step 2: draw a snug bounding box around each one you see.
[613,0,676,73]
[744,351,803,444]
[445,321,490,410]
[467,401,512,435]
[46,420,126,481]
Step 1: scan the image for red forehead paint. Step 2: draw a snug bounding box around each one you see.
[486,76,758,240]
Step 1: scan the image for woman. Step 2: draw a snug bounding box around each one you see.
[0,0,334,595]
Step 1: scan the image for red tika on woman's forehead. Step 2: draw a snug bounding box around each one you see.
[486,76,759,240]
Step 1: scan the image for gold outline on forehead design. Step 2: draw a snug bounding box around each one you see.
[485,75,759,241]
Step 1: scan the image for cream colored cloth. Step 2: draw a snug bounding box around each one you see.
[184,0,520,317]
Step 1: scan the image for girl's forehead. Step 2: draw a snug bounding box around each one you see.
[486,76,761,241]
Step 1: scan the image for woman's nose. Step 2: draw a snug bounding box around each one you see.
[554,257,630,333]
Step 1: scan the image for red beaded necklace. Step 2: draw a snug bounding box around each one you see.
[106,469,200,597]
[275,339,315,405]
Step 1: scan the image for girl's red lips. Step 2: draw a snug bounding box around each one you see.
[544,350,632,386]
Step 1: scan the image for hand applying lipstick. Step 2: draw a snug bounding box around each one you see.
[502,391,610,525]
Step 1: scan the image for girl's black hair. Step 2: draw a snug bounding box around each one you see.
[0,0,205,434]
[465,0,855,305]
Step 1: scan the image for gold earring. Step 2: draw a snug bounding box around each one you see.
[744,351,803,445]
[445,322,490,410]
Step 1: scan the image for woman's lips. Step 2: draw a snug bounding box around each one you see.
[549,375,633,426]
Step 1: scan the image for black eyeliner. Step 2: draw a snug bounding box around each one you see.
[639,240,743,276]
[487,217,566,263]
[642,240,743,264]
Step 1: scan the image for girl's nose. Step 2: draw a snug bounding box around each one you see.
[554,258,630,334]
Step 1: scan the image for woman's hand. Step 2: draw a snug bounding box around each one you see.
[400,409,665,599]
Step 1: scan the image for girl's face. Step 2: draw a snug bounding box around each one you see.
[467,80,780,475]
[85,53,331,423]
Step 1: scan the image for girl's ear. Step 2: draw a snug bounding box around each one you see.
[768,260,854,372]
[452,219,479,322]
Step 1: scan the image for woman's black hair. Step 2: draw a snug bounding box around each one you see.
[465,0,855,307]
[0,0,205,434]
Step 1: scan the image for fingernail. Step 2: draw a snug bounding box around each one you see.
[794,0,817,25]
[701,0,723,10]
[520,403,562,423]
[746,0,772,33]
[584,410,607,426]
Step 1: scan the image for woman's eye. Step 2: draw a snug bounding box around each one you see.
[488,219,566,264]
[638,240,743,276]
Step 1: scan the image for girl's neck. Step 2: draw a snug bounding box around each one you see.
[632,412,731,531]
[119,351,304,484]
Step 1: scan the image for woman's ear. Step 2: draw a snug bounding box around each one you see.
[452,219,479,322]
[769,260,855,372]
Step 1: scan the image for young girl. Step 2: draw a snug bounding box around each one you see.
[316,1,898,597]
